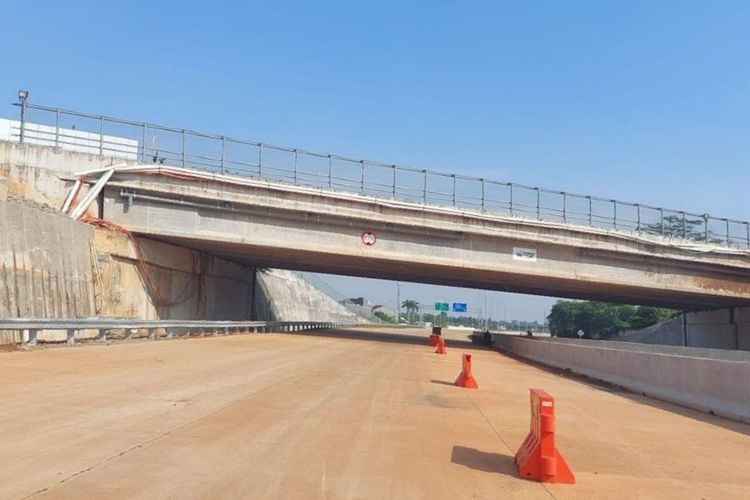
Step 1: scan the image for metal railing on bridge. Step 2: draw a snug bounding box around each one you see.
[7,96,750,249]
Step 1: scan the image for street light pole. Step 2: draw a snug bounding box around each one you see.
[396,282,401,323]
[18,89,29,144]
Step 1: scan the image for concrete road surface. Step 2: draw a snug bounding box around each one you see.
[1,327,749,499]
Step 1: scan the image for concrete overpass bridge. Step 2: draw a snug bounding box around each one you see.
[89,165,748,310]
[4,99,750,309]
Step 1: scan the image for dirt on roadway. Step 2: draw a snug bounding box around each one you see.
[1,327,749,499]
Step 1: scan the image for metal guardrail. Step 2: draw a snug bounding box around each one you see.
[9,97,750,249]
[0,318,352,346]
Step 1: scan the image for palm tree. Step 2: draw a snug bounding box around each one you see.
[401,299,420,324]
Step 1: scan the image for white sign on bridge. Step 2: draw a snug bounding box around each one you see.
[513,247,537,262]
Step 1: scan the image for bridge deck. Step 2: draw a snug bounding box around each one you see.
[1,328,748,499]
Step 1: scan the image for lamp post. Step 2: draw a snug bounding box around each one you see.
[18,89,29,144]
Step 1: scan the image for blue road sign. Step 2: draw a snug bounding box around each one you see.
[452,302,467,313]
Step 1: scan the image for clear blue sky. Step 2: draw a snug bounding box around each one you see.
[2,1,748,320]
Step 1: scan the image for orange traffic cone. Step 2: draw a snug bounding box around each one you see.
[429,334,440,347]
[435,337,447,354]
[454,354,479,388]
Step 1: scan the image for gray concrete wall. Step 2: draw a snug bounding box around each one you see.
[686,309,739,350]
[0,199,97,343]
[95,229,256,321]
[495,335,750,423]
[254,269,361,323]
[616,316,685,346]
[616,306,750,351]
[0,199,96,319]
[0,140,138,210]
[738,307,750,351]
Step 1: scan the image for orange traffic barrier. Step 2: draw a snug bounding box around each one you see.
[429,334,440,347]
[454,354,479,388]
[514,389,575,484]
[435,337,447,354]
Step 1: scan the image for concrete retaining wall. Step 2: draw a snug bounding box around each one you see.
[615,316,685,346]
[495,335,750,423]
[0,199,97,343]
[0,140,138,210]
[95,229,256,321]
[254,269,361,323]
[616,307,750,351]
[0,200,96,318]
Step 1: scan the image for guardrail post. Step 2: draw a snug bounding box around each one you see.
[636,204,641,232]
[682,211,687,239]
[360,160,365,194]
[141,124,147,162]
[660,208,665,235]
[98,329,107,342]
[294,149,299,183]
[66,328,76,346]
[509,183,514,215]
[99,116,104,155]
[221,136,226,174]
[392,165,397,198]
[258,143,264,177]
[181,130,186,167]
[55,109,60,147]
[587,196,592,225]
[726,218,730,245]
[328,154,333,189]
[452,174,457,206]
[148,328,155,340]
[481,178,486,212]
[704,214,709,242]
[746,222,750,249]
[26,329,37,346]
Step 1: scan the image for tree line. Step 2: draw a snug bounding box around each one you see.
[547,301,679,339]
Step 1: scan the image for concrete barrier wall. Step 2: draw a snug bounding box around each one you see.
[495,335,750,423]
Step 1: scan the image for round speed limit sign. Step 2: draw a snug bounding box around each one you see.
[361,231,377,246]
